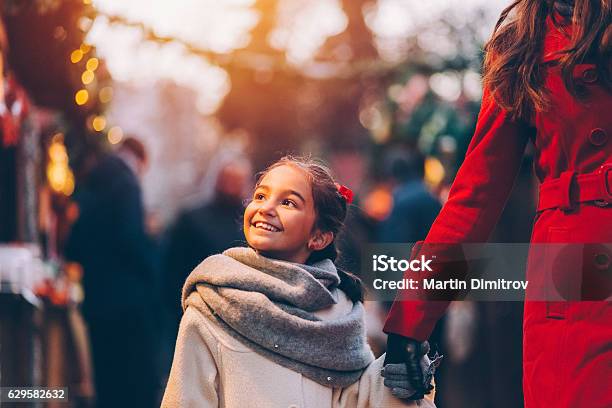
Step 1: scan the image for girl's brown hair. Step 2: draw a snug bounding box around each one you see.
[256,155,364,302]
[483,0,611,121]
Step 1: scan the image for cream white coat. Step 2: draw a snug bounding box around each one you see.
[162,290,436,408]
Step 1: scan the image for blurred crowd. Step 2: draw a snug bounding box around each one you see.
[0,1,539,407]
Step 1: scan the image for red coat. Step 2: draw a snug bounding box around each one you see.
[384,16,612,408]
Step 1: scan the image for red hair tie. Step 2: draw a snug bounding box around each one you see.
[335,183,354,204]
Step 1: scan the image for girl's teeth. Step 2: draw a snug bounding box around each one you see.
[256,222,277,232]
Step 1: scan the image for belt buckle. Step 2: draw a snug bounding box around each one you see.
[594,163,612,207]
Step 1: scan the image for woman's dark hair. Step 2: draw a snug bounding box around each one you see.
[256,155,364,302]
[483,0,611,121]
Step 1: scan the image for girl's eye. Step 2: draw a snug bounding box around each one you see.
[254,193,265,200]
[282,199,296,208]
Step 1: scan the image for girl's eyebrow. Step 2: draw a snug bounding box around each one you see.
[287,190,306,203]
[256,184,306,203]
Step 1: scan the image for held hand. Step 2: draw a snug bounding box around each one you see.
[382,334,441,400]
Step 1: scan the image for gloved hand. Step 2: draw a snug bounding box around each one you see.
[381,334,442,400]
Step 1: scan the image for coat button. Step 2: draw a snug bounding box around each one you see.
[594,253,610,271]
[589,128,608,146]
[582,68,598,83]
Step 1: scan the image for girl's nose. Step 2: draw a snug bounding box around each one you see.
[257,200,276,216]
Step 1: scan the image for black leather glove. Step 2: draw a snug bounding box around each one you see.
[383,333,432,400]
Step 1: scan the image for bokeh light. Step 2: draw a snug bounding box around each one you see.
[75,89,89,105]
[99,86,113,103]
[81,70,95,84]
[92,115,107,131]
[430,72,462,102]
[46,139,75,196]
[424,156,446,186]
[107,126,124,144]
[86,57,99,71]
[70,49,84,63]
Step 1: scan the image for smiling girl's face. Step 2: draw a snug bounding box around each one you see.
[244,164,330,264]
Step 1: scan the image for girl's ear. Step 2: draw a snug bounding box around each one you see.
[308,230,334,251]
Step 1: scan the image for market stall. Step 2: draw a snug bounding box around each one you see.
[0,1,107,404]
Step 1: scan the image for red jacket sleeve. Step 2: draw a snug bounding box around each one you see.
[383,88,534,341]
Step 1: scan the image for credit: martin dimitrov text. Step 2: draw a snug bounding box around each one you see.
[370,254,528,292]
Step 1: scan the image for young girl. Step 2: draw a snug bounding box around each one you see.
[162,156,436,407]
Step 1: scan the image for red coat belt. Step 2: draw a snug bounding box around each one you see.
[537,163,612,211]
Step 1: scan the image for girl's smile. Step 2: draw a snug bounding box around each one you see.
[252,221,282,232]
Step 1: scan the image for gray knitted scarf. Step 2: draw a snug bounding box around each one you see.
[182,247,374,388]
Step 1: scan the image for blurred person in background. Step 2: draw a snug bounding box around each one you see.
[65,137,161,407]
[344,147,442,358]
[162,156,252,339]
[373,147,442,360]
[378,147,441,244]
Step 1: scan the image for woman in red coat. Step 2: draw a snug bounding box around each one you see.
[383,1,611,407]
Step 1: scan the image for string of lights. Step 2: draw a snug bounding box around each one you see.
[96,11,400,79]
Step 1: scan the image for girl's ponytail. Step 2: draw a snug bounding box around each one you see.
[307,241,365,303]
[337,268,365,303]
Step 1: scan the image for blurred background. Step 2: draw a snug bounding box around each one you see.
[0,0,536,407]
